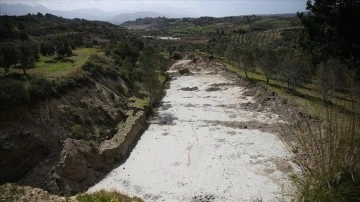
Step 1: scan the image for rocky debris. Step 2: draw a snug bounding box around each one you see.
[0,183,74,202]
[205,87,222,92]
[179,68,191,75]
[56,139,103,182]
[57,142,88,182]
[192,194,216,202]
[206,120,280,133]
[160,103,172,110]
[209,82,231,87]
[185,103,197,107]
[243,88,257,96]
[156,113,178,125]
[180,86,198,91]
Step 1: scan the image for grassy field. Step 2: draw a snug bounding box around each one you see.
[16,47,98,77]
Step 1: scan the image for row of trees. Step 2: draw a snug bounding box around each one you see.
[40,37,73,58]
[225,45,311,91]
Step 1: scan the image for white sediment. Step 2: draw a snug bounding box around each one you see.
[88,61,299,202]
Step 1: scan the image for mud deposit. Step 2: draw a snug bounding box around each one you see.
[88,60,299,201]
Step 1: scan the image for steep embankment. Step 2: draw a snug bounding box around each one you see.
[0,59,164,195]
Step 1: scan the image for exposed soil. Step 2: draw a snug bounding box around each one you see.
[0,74,154,195]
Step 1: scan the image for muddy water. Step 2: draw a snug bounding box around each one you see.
[88,64,299,201]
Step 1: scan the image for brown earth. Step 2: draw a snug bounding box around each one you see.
[0,71,167,196]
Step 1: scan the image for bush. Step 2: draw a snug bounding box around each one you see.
[0,79,29,105]
[179,68,190,75]
[187,52,196,60]
[82,55,119,80]
[171,51,182,60]
[27,77,55,102]
[71,124,85,140]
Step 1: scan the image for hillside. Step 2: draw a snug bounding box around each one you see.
[109,11,163,25]
[0,13,169,195]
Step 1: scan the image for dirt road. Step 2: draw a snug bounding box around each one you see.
[88,60,299,201]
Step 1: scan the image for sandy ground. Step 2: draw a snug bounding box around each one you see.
[88,60,300,202]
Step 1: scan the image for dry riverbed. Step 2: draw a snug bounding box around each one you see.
[88,59,300,202]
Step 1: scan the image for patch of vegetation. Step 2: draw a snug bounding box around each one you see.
[168,24,216,34]
[129,97,150,109]
[71,124,85,140]
[289,109,360,201]
[0,72,91,106]
[77,190,143,202]
[29,47,98,77]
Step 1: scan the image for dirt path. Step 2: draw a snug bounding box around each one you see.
[88,60,300,201]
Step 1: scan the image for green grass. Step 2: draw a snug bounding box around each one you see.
[29,47,98,77]
[129,97,150,109]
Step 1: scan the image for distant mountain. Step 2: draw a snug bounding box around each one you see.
[53,8,116,21]
[0,4,114,21]
[0,4,177,23]
[109,11,166,24]
[0,4,50,16]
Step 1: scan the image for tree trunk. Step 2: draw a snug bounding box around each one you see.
[287,80,290,90]
[244,69,249,80]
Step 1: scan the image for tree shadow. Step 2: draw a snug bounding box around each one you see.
[45,57,75,64]
[268,83,355,115]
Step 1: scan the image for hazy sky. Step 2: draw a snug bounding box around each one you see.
[0,0,307,17]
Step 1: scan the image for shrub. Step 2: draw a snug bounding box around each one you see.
[179,68,190,75]
[0,79,29,105]
[27,77,54,102]
[171,51,182,60]
[71,124,85,140]
[187,52,196,60]
[286,108,360,201]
